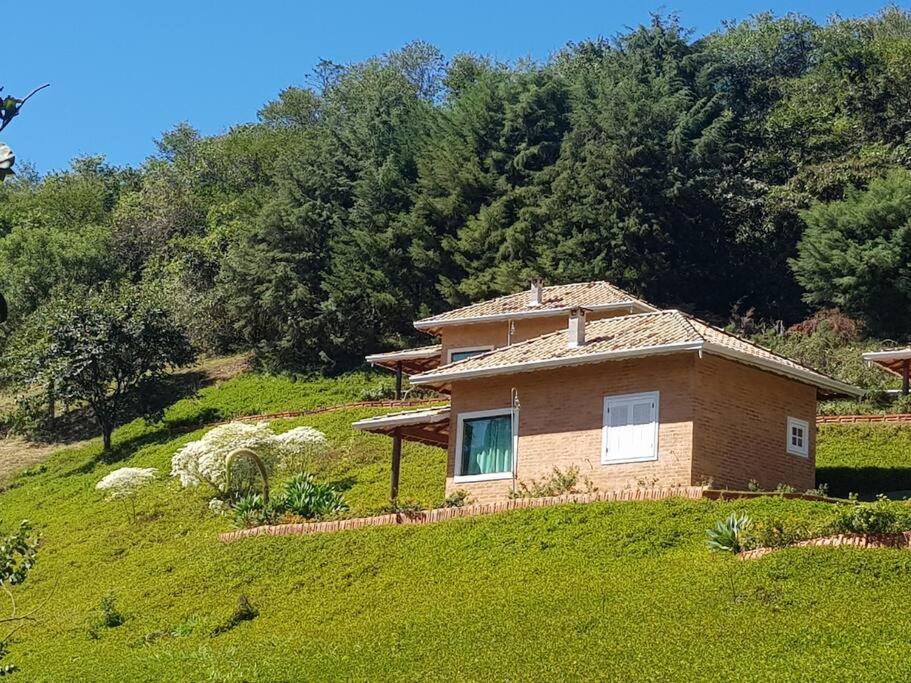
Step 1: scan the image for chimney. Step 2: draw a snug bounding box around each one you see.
[568,307,586,348]
[528,279,543,307]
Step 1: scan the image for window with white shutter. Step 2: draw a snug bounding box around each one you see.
[786,417,809,457]
[601,392,659,465]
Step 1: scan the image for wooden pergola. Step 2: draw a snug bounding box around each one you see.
[863,349,911,395]
[363,345,446,500]
[352,406,450,501]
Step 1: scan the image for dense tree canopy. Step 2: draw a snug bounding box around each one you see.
[2,9,911,375]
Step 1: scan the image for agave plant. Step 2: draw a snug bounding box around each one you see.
[706,513,752,554]
[279,473,348,520]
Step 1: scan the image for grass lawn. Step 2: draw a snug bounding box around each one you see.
[3,375,911,680]
[817,424,911,498]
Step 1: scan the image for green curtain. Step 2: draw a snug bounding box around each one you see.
[462,415,512,475]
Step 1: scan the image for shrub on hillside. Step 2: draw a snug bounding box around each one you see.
[753,323,896,392]
[170,422,328,496]
[829,496,905,535]
[95,467,157,520]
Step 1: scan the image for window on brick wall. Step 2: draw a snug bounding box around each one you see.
[601,392,659,465]
[787,417,809,457]
[455,408,515,482]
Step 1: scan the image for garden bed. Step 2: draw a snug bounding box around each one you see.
[219,487,843,542]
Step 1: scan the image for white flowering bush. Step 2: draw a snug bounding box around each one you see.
[276,426,329,473]
[96,467,157,520]
[170,422,329,497]
[96,467,157,500]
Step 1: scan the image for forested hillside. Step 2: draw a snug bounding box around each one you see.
[3,9,911,376]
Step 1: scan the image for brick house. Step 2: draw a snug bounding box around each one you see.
[355,282,861,503]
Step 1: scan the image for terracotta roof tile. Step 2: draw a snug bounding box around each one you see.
[414,281,654,328]
[410,310,861,397]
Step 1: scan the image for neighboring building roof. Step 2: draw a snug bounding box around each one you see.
[413,281,656,330]
[365,344,441,374]
[863,348,911,376]
[410,310,862,398]
[352,405,450,447]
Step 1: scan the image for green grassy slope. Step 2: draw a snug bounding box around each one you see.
[3,376,911,681]
[817,424,911,498]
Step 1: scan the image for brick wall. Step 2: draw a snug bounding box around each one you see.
[445,355,696,503]
[691,354,816,491]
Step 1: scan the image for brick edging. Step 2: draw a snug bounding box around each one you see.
[218,487,707,542]
[817,413,911,425]
[217,487,845,542]
[739,531,911,560]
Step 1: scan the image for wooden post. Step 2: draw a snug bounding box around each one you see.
[903,360,910,396]
[395,361,403,400]
[390,428,402,502]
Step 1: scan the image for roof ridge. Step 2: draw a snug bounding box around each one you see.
[415,280,656,325]
[669,310,706,343]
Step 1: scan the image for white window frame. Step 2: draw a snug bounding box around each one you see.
[787,416,810,457]
[454,408,516,483]
[447,346,493,364]
[601,391,660,465]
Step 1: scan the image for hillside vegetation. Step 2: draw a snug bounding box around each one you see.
[4,8,911,385]
[1,373,910,680]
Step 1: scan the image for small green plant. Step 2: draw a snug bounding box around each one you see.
[212,595,258,636]
[805,483,830,497]
[706,513,752,554]
[231,493,281,528]
[99,593,124,628]
[380,499,426,515]
[278,473,348,520]
[509,466,594,499]
[747,479,761,492]
[706,513,752,602]
[830,496,900,535]
[0,520,42,676]
[774,483,797,495]
[442,490,472,508]
[749,517,810,550]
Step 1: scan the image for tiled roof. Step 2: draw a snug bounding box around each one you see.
[862,348,911,376]
[414,281,655,329]
[410,310,862,397]
[352,405,451,430]
[365,344,441,363]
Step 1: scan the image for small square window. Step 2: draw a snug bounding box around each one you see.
[787,417,809,457]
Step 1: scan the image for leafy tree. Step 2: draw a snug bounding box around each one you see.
[5,286,194,450]
[541,19,740,311]
[792,168,911,336]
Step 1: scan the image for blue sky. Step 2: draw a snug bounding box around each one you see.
[4,0,895,174]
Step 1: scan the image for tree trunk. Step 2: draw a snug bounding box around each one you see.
[101,422,113,451]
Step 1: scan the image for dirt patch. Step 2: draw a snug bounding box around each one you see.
[0,436,88,481]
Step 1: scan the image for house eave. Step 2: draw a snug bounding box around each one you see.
[409,341,705,385]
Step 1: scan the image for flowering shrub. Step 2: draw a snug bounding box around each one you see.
[95,467,157,500]
[170,422,329,496]
[275,426,329,473]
